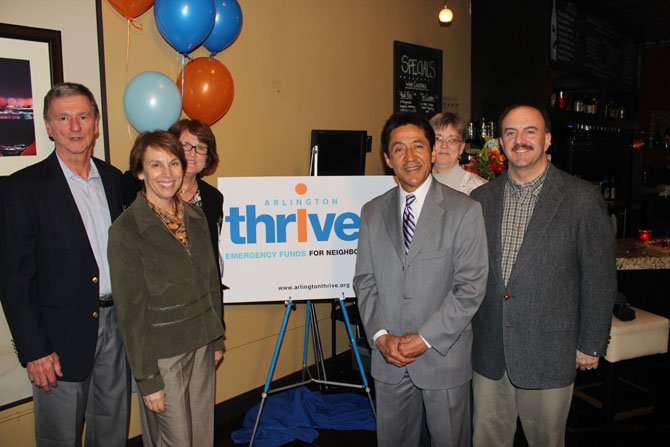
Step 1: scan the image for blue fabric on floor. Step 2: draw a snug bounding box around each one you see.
[231,386,375,446]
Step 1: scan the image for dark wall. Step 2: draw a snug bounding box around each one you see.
[639,45,670,133]
[471,0,552,123]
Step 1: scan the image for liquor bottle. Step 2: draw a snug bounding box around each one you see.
[557,91,568,110]
[466,122,476,141]
[587,97,597,115]
[479,116,489,143]
[653,125,662,148]
[610,176,616,200]
[583,124,592,151]
[601,176,611,200]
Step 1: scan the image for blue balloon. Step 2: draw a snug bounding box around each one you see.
[154,0,216,54]
[123,71,182,132]
[203,0,243,55]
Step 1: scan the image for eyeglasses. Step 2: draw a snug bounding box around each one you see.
[182,141,208,155]
[435,135,464,146]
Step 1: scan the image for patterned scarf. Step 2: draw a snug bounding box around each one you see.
[143,191,190,253]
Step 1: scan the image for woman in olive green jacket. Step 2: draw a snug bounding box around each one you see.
[108,131,224,447]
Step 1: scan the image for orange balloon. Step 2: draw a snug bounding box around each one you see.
[108,0,154,20]
[177,57,234,126]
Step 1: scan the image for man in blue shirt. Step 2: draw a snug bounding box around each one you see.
[0,83,129,446]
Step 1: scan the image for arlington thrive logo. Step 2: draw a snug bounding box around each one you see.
[224,182,360,244]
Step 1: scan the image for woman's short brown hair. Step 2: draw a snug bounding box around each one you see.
[429,112,467,140]
[128,130,186,180]
[168,119,219,177]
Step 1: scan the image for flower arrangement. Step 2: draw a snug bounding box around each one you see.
[464,138,507,180]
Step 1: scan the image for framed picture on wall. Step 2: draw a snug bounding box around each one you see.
[0,23,63,177]
[0,23,62,411]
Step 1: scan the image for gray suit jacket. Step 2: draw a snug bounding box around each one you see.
[470,165,617,389]
[354,177,488,389]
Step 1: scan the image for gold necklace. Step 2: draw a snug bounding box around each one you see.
[179,179,196,195]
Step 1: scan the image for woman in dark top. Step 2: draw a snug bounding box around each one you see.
[168,119,224,258]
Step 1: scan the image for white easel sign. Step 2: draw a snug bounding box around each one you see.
[218,176,396,303]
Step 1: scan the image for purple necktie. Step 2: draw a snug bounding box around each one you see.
[403,194,416,255]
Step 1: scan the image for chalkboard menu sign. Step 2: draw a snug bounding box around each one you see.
[552,0,638,87]
[393,41,443,116]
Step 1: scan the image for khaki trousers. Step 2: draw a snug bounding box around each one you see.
[472,371,573,447]
[141,342,215,447]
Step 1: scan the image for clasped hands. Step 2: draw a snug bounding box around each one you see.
[376,332,428,367]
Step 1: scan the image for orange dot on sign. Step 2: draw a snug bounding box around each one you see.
[295,183,307,195]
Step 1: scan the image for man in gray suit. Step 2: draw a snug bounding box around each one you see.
[354,112,488,447]
[470,105,617,447]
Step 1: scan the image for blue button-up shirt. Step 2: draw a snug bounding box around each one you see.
[57,154,112,297]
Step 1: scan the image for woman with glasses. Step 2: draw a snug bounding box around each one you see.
[430,112,487,195]
[168,119,224,260]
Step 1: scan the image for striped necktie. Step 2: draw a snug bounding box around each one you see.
[403,194,416,255]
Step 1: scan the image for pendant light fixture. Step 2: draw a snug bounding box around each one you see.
[439,2,454,23]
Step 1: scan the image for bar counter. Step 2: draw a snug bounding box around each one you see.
[616,238,670,271]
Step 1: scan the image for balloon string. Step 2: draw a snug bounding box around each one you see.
[125,19,130,86]
[124,19,143,144]
[181,54,185,97]
[126,122,133,142]
[175,52,181,87]
[125,19,132,144]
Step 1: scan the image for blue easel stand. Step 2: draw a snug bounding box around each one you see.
[248,295,375,446]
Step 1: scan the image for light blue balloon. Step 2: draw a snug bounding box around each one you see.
[203,0,243,55]
[123,71,182,132]
[155,0,216,54]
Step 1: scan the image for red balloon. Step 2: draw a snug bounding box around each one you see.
[108,0,154,19]
[177,57,234,125]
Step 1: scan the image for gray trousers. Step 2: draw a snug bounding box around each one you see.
[33,306,130,447]
[374,373,471,447]
[141,342,215,447]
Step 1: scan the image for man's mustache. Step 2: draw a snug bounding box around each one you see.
[512,144,534,152]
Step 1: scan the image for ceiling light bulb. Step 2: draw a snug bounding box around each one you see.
[439,6,454,23]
